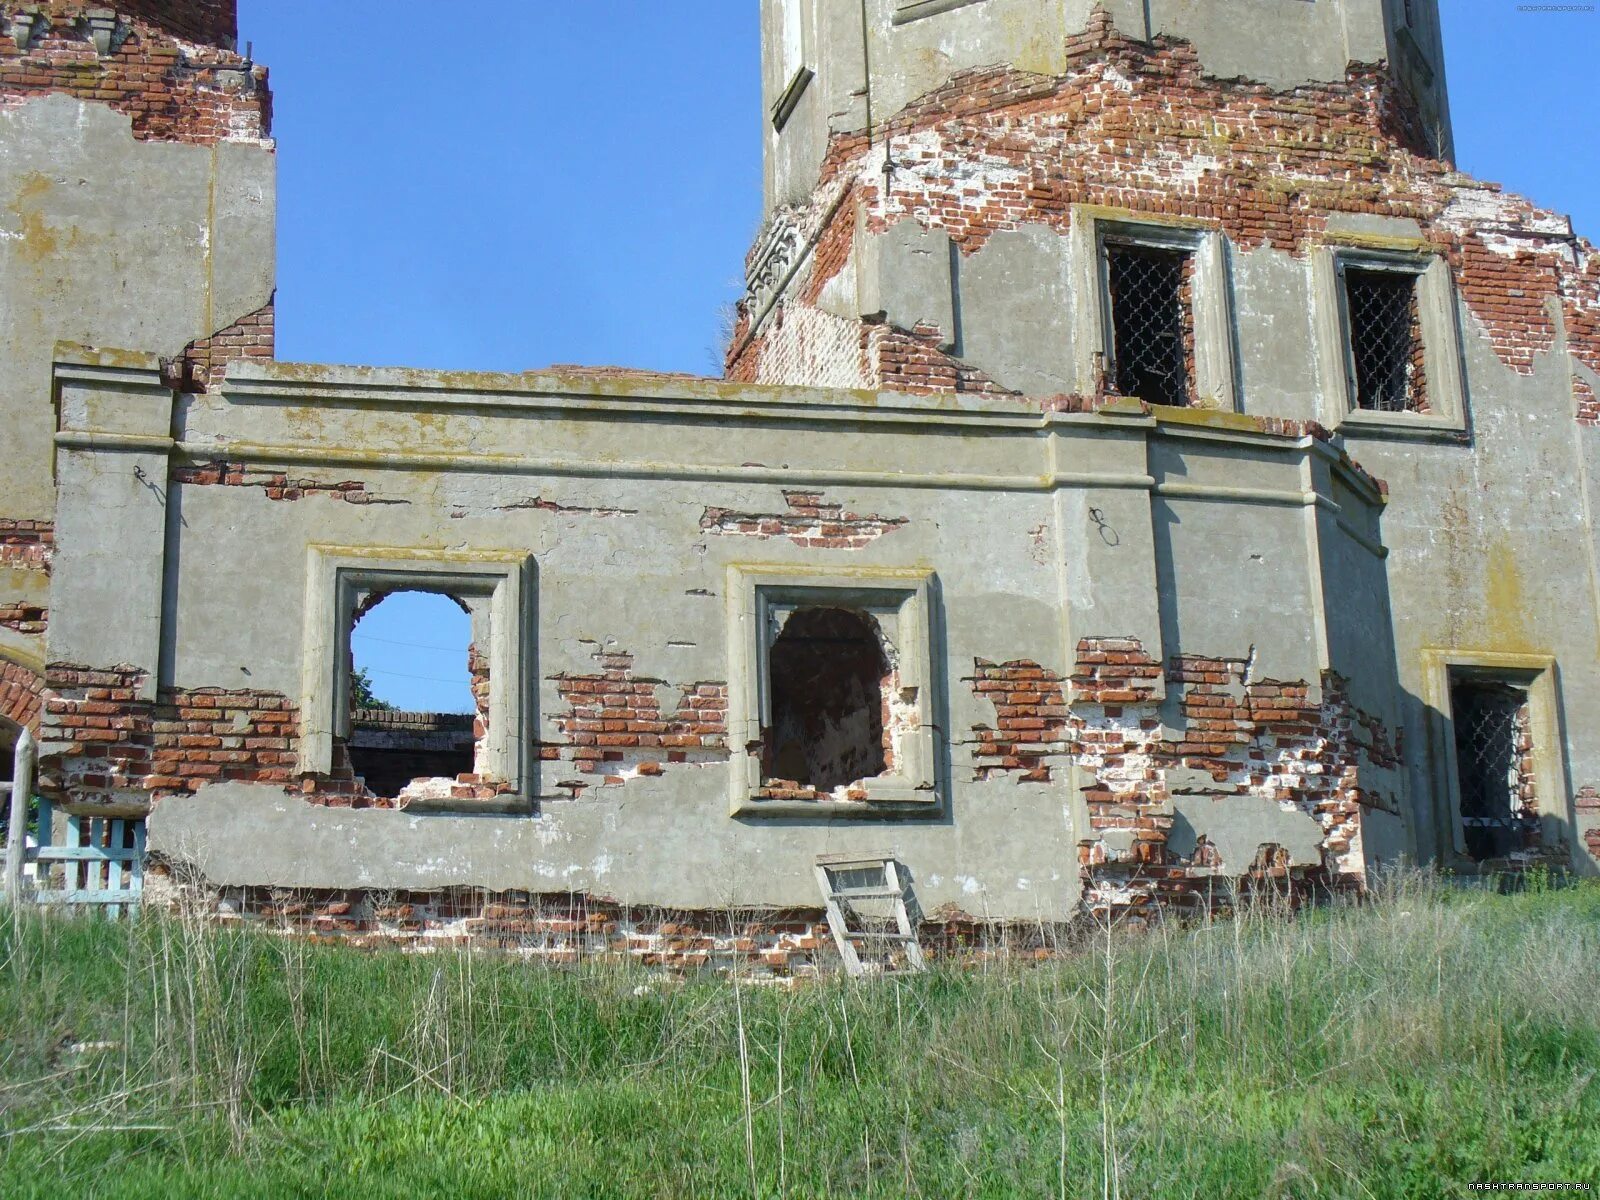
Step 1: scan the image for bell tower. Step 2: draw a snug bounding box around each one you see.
[760,0,1451,216]
[731,0,1454,398]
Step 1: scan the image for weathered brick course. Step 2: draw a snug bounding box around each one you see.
[97,1,237,48]
[0,519,54,573]
[168,882,840,975]
[1,5,269,145]
[0,658,43,732]
[172,457,405,505]
[546,649,728,798]
[165,299,275,393]
[700,489,907,548]
[968,636,1404,919]
[34,665,505,810]
[0,602,47,636]
[730,11,1600,408]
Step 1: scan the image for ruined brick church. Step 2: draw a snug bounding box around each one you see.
[3,1,1598,961]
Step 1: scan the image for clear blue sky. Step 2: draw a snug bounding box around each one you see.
[237,2,1598,711]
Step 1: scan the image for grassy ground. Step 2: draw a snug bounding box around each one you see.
[1,874,1597,1199]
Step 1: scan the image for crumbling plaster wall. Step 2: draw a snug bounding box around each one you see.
[1347,323,1600,868]
[737,8,1600,874]
[0,96,273,519]
[45,351,1396,919]
[0,5,275,697]
[762,0,1448,215]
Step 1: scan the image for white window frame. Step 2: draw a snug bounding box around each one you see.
[299,546,533,804]
[1420,649,1565,868]
[1312,239,1466,435]
[725,563,942,818]
[1069,206,1239,411]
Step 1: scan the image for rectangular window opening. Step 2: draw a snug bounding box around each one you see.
[343,589,495,806]
[727,567,938,816]
[1105,242,1194,407]
[762,605,898,800]
[1450,677,1535,862]
[1344,266,1426,413]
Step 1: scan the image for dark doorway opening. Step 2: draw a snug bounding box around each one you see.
[1451,678,1530,862]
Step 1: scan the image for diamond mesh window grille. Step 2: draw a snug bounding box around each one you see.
[1450,679,1533,862]
[1344,266,1424,412]
[1106,243,1191,407]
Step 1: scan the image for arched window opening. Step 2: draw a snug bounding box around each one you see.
[762,606,891,792]
[346,590,483,801]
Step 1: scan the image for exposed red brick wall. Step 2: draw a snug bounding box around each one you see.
[0,603,47,636]
[724,308,758,382]
[148,685,301,796]
[1404,282,1430,413]
[165,299,274,393]
[871,321,1018,397]
[968,637,1402,920]
[1175,251,1198,407]
[1,7,269,144]
[42,665,292,806]
[1575,373,1599,426]
[700,489,907,548]
[1447,239,1559,378]
[969,659,1072,785]
[174,882,1119,972]
[34,664,453,810]
[1579,788,1600,866]
[731,10,1600,407]
[171,884,836,974]
[172,458,407,505]
[731,302,875,390]
[1072,637,1168,706]
[468,642,491,754]
[92,2,237,48]
[546,649,727,798]
[37,664,152,804]
[799,184,857,307]
[0,658,43,732]
[822,13,1430,253]
[1566,254,1600,394]
[0,520,54,574]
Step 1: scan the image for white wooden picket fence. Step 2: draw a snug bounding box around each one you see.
[3,729,144,915]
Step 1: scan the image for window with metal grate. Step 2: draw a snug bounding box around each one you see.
[1450,679,1533,862]
[1344,267,1424,412]
[1105,243,1191,406]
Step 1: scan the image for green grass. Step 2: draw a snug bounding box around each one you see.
[2,873,1598,1198]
